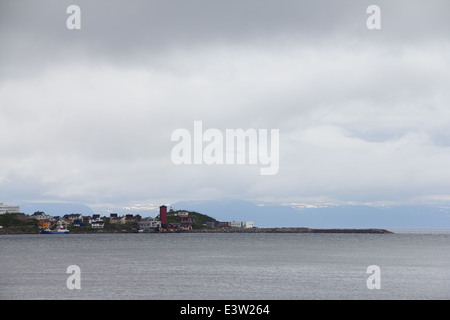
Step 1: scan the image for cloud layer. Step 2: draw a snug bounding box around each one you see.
[1,0,449,208]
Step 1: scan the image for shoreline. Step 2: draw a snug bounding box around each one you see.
[0,227,394,235]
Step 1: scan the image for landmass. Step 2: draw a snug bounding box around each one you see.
[0,211,393,234]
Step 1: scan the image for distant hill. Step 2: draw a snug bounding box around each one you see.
[166,210,217,229]
[19,202,94,216]
[172,199,297,227]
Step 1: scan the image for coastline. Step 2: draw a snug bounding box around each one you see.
[0,227,394,235]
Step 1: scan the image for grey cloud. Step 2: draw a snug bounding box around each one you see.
[1,0,449,205]
[1,0,449,74]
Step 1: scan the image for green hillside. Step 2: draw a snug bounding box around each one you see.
[166,210,217,229]
[0,213,39,233]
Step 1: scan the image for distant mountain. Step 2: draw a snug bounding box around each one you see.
[16,199,450,229]
[171,199,450,229]
[172,199,298,228]
[19,202,94,216]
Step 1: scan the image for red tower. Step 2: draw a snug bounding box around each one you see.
[160,205,167,228]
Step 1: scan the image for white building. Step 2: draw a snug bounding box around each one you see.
[32,211,53,220]
[91,220,104,229]
[64,213,83,221]
[138,217,161,231]
[229,221,255,228]
[242,221,254,228]
[178,211,189,217]
[0,203,20,214]
[229,221,243,228]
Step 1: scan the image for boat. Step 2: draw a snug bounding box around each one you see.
[42,226,70,234]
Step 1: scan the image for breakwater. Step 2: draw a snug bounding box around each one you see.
[190,227,393,234]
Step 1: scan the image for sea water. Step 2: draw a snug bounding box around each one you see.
[1,231,449,299]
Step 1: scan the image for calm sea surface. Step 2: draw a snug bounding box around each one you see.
[1,231,449,300]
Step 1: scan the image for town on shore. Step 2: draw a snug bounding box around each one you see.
[0,202,392,234]
[0,203,255,234]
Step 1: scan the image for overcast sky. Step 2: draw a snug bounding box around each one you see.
[1,0,449,210]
